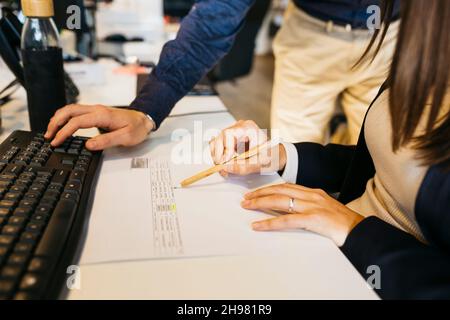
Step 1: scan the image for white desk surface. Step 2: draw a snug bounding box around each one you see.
[0,60,378,300]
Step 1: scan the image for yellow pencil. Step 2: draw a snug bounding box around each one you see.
[179,140,276,188]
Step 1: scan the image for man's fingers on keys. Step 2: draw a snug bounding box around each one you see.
[45,104,93,139]
[51,112,109,146]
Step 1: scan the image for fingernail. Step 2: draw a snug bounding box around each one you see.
[44,132,49,138]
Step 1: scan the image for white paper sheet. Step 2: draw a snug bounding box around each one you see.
[78,112,326,265]
[78,154,299,264]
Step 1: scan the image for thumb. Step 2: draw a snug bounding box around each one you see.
[86,127,129,150]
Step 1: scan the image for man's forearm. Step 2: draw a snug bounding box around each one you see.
[129,0,256,129]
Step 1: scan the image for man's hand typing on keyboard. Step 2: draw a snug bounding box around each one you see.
[44,104,155,151]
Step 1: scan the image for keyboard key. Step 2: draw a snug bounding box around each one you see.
[34,178,49,186]
[31,212,50,223]
[78,155,91,162]
[74,164,88,172]
[29,184,45,194]
[10,185,27,195]
[61,159,74,167]
[13,242,34,254]
[33,136,45,143]
[19,172,36,180]
[34,167,54,175]
[37,172,53,180]
[35,204,52,215]
[54,147,66,153]
[47,183,63,193]
[0,235,15,246]
[43,190,60,200]
[0,156,11,164]
[67,148,80,155]
[61,191,79,202]
[20,232,39,243]
[8,253,28,266]
[26,222,45,234]
[0,173,17,180]
[30,159,44,167]
[19,199,38,209]
[3,164,24,176]
[0,246,9,259]
[40,197,57,207]
[20,273,43,292]
[4,192,22,202]
[29,141,42,148]
[81,149,92,156]
[33,156,46,163]
[28,257,48,273]
[0,200,17,208]
[0,187,8,198]
[69,170,85,183]
[51,169,69,187]
[20,152,35,159]
[25,146,38,154]
[65,180,82,194]
[0,207,12,217]
[13,207,33,217]
[0,180,13,189]
[76,158,89,166]
[14,159,29,166]
[15,179,31,187]
[0,279,15,295]
[14,291,35,300]
[35,200,77,257]
[23,192,41,200]
[2,224,22,236]
[8,216,26,227]
[1,264,22,279]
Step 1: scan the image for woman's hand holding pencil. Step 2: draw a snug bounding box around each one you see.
[180,120,287,188]
[208,120,287,178]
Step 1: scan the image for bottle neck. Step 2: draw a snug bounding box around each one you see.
[21,17,60,50]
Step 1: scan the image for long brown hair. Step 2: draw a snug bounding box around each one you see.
[361,0,450,168]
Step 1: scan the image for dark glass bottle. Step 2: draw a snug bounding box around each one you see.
[21,0,66,132]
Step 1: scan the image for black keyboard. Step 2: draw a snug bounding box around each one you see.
[0,131,102,300]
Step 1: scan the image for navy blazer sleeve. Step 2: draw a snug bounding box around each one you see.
[341,165,450,299]
[293,142,356,193]
[129,0,255,128]
[341,216,450,299]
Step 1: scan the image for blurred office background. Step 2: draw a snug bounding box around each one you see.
[0,0,289,129]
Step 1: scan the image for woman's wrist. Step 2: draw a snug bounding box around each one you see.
[335,211,365,247]
[278,143,287,171]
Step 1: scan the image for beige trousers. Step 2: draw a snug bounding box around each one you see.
[271,4,399,144]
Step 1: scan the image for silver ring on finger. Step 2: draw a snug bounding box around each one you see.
[288,198,295,213]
